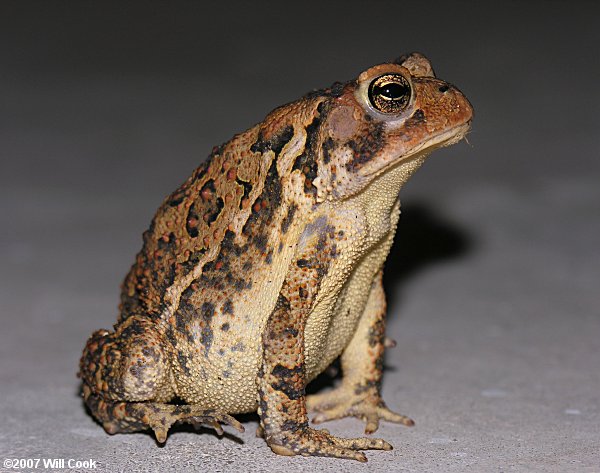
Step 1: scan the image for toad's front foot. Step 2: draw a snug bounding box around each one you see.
[266,426,392,462]
[307,385,414,434]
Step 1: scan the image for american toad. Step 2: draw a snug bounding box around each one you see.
[79,52,473,462]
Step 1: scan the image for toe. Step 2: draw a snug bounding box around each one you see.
[304,445,368,462]
[364,416,380,435]
[333,435,393,451]
[222,414,245,433]
[377,407,414,426]
[312,411,336,424]
[208,420,224,436]
[308,441,369,462]
[153,426,168,443]
[306,392,336,411]
[338,450,368,463]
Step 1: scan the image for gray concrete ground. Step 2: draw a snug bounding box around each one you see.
[1,1,599,472]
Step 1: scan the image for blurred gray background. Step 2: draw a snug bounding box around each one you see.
[1,1,599,472]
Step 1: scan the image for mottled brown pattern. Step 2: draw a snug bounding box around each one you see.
[79,53,473,462]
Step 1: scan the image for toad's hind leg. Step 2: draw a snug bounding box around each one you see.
[79,317,243,442]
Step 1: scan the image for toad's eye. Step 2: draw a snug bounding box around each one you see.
[368,74,412,114]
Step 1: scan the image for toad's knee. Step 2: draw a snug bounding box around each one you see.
[121,333,170,400]
[79,326,171,402]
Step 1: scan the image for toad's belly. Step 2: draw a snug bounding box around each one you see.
[169,298,359,414]
[170,287,283,414]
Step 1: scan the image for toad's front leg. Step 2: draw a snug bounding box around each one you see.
[307,270,414,434]
[256,237,391,462]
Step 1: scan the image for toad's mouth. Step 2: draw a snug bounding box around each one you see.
[363,120,472,180]
[400,120,472,162]
[413,121,472,154]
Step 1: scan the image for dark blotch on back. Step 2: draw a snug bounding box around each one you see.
[200,302,215,320]
[200,230,249,292]
[236,178,253,209]
[205,197,224,225]
[305,81,348,99]
[242,136,286,245]
[251,125,294,155]
[185,202,200,237]
[328,81,346,97]
[292,114,322,195]
[167,162,208,207]
[223,299,234,315]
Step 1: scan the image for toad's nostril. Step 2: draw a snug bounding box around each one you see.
[438,84,450,93]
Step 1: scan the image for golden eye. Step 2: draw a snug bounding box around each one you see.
[368,74,412,114]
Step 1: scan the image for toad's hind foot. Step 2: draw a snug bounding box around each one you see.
[84,391,244,443]
[136,404,245,443]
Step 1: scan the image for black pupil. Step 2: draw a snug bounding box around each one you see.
[377,82,408,100]
[368,74,411,113]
